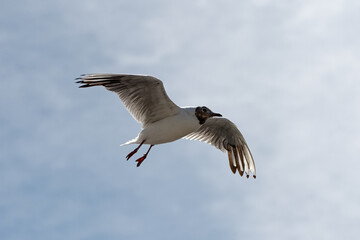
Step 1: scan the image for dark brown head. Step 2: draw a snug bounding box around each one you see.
[195,106,222,124]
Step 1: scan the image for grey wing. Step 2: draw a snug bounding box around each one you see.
[77,74,181,126]
[184,118,256,178]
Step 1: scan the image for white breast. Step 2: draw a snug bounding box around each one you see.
[137,107,200,145]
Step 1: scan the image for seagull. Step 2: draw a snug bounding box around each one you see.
[76,74,256,178]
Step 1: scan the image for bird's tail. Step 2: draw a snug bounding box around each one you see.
[120,137,139,146]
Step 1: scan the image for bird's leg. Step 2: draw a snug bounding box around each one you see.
[126,140,145,160]
[135,145,153,167]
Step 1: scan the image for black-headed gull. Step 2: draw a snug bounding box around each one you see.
[77,74,256,178]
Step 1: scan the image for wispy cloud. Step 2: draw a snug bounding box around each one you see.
[1,0,359,239]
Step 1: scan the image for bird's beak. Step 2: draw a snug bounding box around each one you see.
[211,112,222,117]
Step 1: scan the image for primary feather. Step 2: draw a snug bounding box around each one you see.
[184,118,256,178]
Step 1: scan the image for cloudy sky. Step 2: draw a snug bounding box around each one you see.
[1,0,360,239]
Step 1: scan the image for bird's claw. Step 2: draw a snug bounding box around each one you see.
[135,155,146,167]
[126,150,137,160]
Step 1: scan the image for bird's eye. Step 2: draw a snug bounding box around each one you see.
[202,108,207,112]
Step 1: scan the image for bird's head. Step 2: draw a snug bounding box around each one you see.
[195,106,222,124]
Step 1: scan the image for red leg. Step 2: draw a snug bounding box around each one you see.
[135,145,153,167]
[126,140,145,160]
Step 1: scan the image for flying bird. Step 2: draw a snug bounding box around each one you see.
[77,74,256,178]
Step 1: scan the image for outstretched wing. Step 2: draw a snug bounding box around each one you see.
[184,117,256,178]
[77,74,181,127]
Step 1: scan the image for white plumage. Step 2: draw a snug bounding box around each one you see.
[77,74,256,178]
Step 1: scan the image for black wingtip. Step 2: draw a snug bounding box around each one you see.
[78,85,91,88]
[75,75,87,87]
[75,74,87,79]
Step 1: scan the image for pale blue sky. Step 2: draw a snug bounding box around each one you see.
[1,0,360,239]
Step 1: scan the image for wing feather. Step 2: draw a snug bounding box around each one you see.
[184,117,256,178]
[77,74,180,126]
